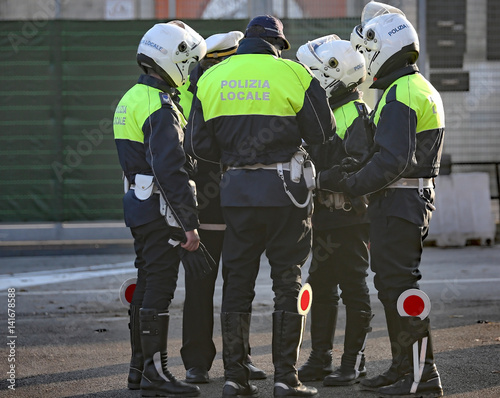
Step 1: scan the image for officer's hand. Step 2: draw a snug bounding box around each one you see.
[341,157,363,173]
[181,229,200,252]
[316,165,347,193]
[179,240,216,280]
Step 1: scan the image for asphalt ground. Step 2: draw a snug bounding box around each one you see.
[0,223,499,397]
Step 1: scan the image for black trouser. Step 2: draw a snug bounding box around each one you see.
[369,215,427,309]
[308,224,371,312]
[221,205,311,313]
[129,217,180,310]
[181,228,224,371]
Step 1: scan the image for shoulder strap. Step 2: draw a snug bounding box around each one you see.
[354,100,369,118]
[354,101,374,149]
[159,92,187,129]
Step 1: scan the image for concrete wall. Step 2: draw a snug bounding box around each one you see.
[428,172,496,246]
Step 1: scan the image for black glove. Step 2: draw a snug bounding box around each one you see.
[170,229,216,279]
[184,154,198,178]
[316,165,348,193]
[178,241,216,279]
[340,157,363,173]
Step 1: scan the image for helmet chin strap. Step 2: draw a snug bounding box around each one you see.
[368,51,380,76]
[173,63,185,87]
[324,79,340,97]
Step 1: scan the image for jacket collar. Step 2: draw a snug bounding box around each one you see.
[236,38,281,57]
[138,74,176,95]
[370,64,419,90]
[328,89,361,110]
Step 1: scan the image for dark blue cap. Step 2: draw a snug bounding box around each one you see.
[245,15,291,50]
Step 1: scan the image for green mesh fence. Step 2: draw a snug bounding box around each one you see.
[0,18,356,222]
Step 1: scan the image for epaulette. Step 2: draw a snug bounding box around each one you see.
[160,92,173,107]
[354,101,369,118]
[354,100,374,148]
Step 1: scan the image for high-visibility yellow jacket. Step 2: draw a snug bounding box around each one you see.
[308,90,373,229]
[344,65,445,226]
[185,38,336,207]
[113,74,198,230]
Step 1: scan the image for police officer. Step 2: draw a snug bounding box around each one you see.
[113,21,206,397]
[295,35,373,387]
[319,9,445,398]
[177,31,266,384]
[185,15,335,398]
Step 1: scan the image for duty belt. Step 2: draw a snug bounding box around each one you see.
[199,223,226,231]
[387,178,436,210]
[226,162,290,171]
[226,161,312,209]
[387,178,434,190]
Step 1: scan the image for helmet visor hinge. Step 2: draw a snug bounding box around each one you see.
[328,57,338,68]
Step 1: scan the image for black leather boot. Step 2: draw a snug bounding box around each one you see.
[221,312,258,398]
[140,309,200,397]
[246,352,267,380]
[323,309,373,386]
[128,304,143,390]
[298,303,337,382]
[273,311,318,397]
[360,307,411,391]
[378,316,443,397]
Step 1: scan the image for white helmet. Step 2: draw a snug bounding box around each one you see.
[296,35,366,98]
[353,13,419,78]
[350,2,405,52]
[137,21,207,87]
